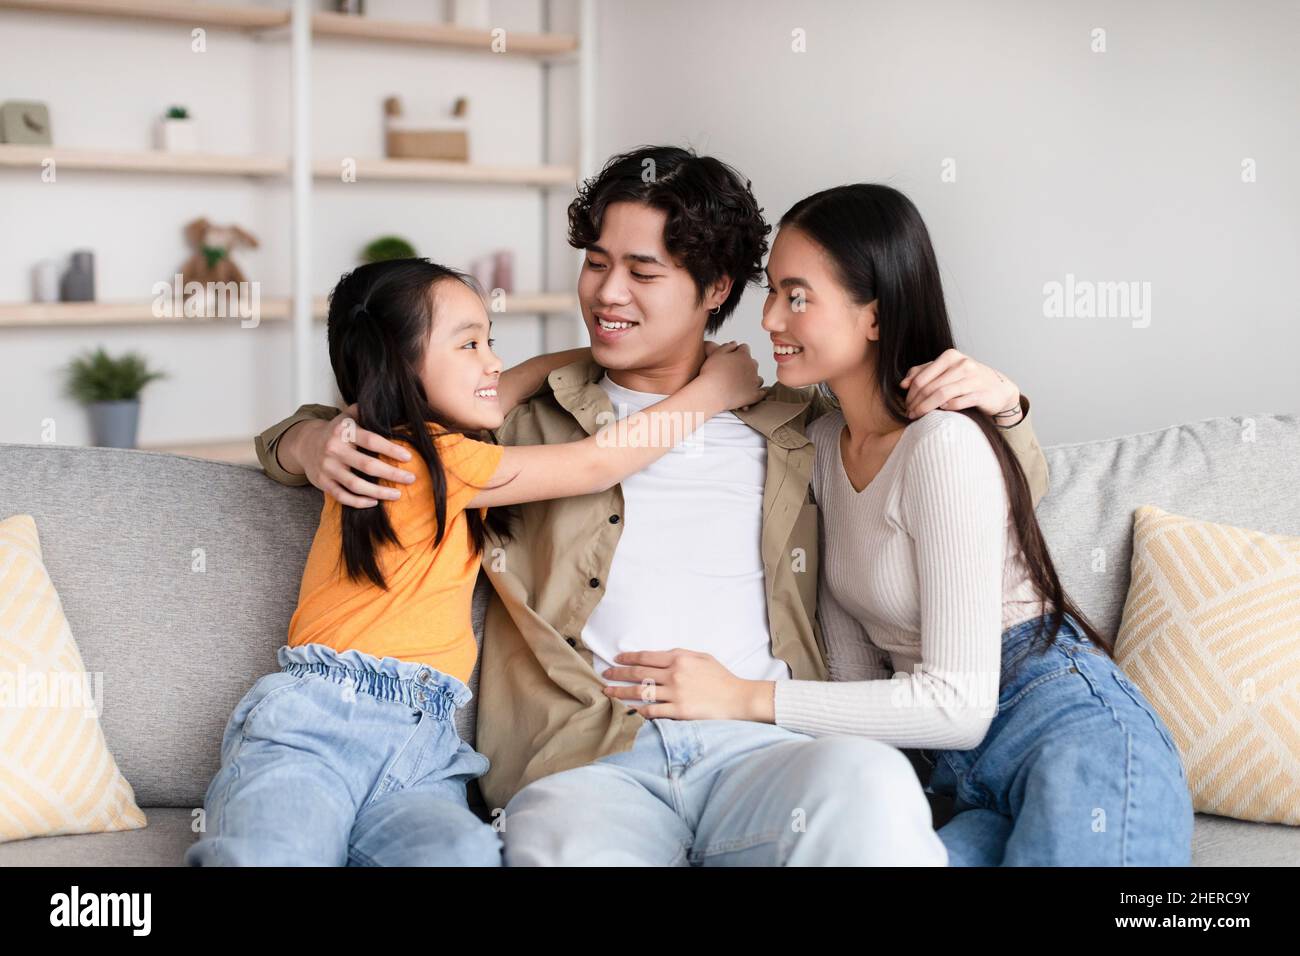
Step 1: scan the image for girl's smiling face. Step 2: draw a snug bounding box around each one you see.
[760,225,878,389]
[418,279,504,432]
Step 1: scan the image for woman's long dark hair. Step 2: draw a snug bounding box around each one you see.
[326,257,513,589]
[781,184,1109,654]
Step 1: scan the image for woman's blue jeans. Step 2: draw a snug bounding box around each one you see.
[918,613,1194,866]
[185,643,502,866]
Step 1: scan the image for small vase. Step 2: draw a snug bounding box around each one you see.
[88,400,140,449]
[492,249,514,294]
[156,117,198,153]
[32,259,60,302]
[471,256,495,295]
[451,0,490,28]
[60,250,95,302]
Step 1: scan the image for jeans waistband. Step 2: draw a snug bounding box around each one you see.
[999,610,1092,668]
[917,612,1092,768]
[276,643,471,720]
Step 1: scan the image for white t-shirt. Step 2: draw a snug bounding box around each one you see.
[583,373,792,687]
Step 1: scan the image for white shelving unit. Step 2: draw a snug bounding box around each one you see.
[0,0,596,459]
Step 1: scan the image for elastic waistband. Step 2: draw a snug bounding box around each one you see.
[276,643,471,720]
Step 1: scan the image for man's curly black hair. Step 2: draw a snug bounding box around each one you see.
[567,145,771,336]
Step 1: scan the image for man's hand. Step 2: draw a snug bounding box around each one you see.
[280,404,416,508]
[601,649,775,722]
[900,349,1023,426]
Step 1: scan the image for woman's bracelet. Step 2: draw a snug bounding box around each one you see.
[991,401,1023,428]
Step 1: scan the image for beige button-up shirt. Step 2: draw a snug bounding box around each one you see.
[254,354,1049,810]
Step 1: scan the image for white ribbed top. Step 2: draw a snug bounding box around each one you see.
[773,409,1047,749]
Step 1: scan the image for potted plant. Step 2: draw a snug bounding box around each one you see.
[361,236,417,263]
[64,348,167,449]
[156,105,198,153]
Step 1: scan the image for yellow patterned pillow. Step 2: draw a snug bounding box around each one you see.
[1115,505,1300,825]
[0,514,146,842]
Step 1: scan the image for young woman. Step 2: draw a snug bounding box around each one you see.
[185,258,763,866]
[600,185,1194,866]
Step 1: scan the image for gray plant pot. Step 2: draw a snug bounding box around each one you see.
[88,400,140,449]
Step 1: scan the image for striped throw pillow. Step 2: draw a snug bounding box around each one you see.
[1115,505,1300,825]
[0,514,146,842]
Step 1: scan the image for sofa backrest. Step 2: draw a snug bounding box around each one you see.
[0,443,489,810]
[1035,413,1300,639]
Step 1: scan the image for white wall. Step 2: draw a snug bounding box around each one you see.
[588,0,1299,444]
[4,0,1296,449]
[0,0,578,446]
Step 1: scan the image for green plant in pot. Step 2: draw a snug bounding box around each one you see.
[362,236,417,263]
[64,348,167,449]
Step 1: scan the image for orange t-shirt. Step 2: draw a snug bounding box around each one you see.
[286,426,505,684]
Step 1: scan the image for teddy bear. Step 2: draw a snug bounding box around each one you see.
[178,217,259,289]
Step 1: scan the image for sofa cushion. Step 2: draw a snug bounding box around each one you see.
[0,514,147,842]
[1185,812,1300,866]
[0,807,198,866]
[1115,505,1300,825]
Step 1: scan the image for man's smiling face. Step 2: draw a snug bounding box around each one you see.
[577,201,718,375]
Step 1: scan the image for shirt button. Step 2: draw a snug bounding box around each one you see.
[589,577,600,588]
[565,637,577,647]
[608,515,620,524]
[626,709,637,716]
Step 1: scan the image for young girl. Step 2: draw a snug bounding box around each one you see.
[601,185,1194,866]
[185,257,763,866]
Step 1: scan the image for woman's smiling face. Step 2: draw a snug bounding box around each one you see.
[760,225,878,389]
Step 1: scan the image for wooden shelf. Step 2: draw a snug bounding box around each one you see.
[313,156,575,187]
[139,437,259,465]
[0,293,578,327]
[0,301,213,326]
[0,299,289,326]
[0,145,573,186]
[482,292,578,315]
[312,11,577,57]
[0,144,286,177]
[0,0,288,30]
[0,2,579,55]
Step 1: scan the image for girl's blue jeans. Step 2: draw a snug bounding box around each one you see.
[185,642,502,866]
[918,613,1194,866]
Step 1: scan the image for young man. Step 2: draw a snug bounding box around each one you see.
[254,146,1049,865]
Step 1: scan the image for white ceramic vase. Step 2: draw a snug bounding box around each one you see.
[156,118,198,153]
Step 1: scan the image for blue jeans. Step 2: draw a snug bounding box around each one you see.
[185,643,502,866]
[919,613,1194,866]
[502,717,946,865]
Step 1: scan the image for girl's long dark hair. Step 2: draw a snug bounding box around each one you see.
[326,257,513,589]
[781,184,1109,654]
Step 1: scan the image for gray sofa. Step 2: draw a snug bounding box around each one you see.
[1,411,1297,866]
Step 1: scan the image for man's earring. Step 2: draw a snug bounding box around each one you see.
[710,305,721,315]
